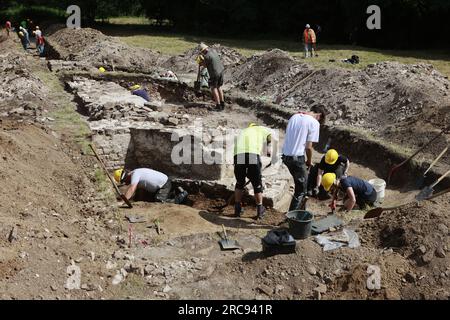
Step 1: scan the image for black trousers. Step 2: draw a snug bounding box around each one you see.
[234,154,263,194]
[283,155,308,211]
[155,179,173,203]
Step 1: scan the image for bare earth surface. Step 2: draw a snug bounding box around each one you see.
[0,28,448,300]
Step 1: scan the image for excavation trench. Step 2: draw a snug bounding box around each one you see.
[37,49,449,299]
[59,71,450,217]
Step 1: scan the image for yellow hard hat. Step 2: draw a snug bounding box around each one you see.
[114,169,124,183]
[99,67,106,73]
[19,31,24,37]
[325,149,339,165]
[322,173,337,192]
[249,123,258,128]
[130,84,141,90]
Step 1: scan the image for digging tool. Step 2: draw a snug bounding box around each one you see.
[365,185,450,220]
[415,169,450,202]
[219,224,240,251]
[89,144,133,209]
[387,127,449,185]
[416,146,448,188]
[275,70,319,104]
[214,163,273,210]
[194,65,201,92]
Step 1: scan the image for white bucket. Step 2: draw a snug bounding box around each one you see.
[369,179,386,202]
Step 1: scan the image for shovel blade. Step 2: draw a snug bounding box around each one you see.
[416,187,434,202]
[364,207,384,219]
[219,239,240,251]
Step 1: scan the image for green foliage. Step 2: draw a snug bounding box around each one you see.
[1,0,449,49]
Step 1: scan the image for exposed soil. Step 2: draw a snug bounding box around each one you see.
[0,27,449,300]
[226,49,450,165]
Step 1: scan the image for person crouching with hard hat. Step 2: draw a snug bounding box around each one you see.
[114,168,188,205]
[307,149,350,199]
[129,84,150,102]
[322,173,377,212]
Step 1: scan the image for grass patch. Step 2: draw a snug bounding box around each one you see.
[99,16,153,25]
[32,68,91,154]
[108,27,450,78]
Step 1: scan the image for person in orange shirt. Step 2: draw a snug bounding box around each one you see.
[302,24,317,58]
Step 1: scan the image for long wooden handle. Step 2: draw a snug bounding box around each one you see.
[424,146,448,176]
[431,169,450,189]
[428,187,450,200]
[89,144,133,208]
[222,224,228,240]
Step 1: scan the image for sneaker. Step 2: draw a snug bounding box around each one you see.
[174,191,189,205]
[257,205,266,220]
[234,203,244,217]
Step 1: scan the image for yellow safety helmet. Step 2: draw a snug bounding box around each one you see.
[322,173,337,192]
[249,123,258,128]
[325,149,339,165]
[19,31,24,37]
[114,169,125,183]
[99,67,106,73]
[130,84,141,90]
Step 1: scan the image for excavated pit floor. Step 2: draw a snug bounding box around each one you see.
[58,69,434,300]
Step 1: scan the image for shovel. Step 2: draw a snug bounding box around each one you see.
[365,185,450,219]
[219,225,240,251]
[194,65,201,92]
[416,146,448,188]
[89,144,133,209]
[387,127,448,185]
[415,169,450,202]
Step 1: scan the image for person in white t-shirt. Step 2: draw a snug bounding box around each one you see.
[113,168,188,205]
[282,107,326,211]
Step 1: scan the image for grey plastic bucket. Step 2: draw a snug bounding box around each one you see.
[286,210,314,240]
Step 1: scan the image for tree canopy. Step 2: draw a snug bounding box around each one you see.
[1,0,449,49]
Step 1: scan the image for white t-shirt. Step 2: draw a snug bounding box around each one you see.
[282,113,320,156]
[35,30,42,38]
[131,169,168,193]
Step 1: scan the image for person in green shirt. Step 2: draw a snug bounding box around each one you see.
[233,123,272,220]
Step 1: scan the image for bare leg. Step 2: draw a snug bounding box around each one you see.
[235,189,244,205]
[211,87,220,105]
[218,87,224,103]
[255,193,263,206]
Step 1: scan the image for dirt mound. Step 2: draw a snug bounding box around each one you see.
[228,49,450,164]
[226,49,313,95]
[47,27,168,73]
[359,197,450,299]
[0,38,49,119]
[162,44,246,73]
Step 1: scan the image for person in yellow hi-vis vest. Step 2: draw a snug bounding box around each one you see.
[233,123,272,220]
[302,24,317,58]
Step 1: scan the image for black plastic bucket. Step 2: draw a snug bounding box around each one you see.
[286,210,314,240]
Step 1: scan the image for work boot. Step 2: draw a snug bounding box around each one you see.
[215,104,222,111]
[220,101,226,110]
[256,205,266,220]
[234,203,244,217]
